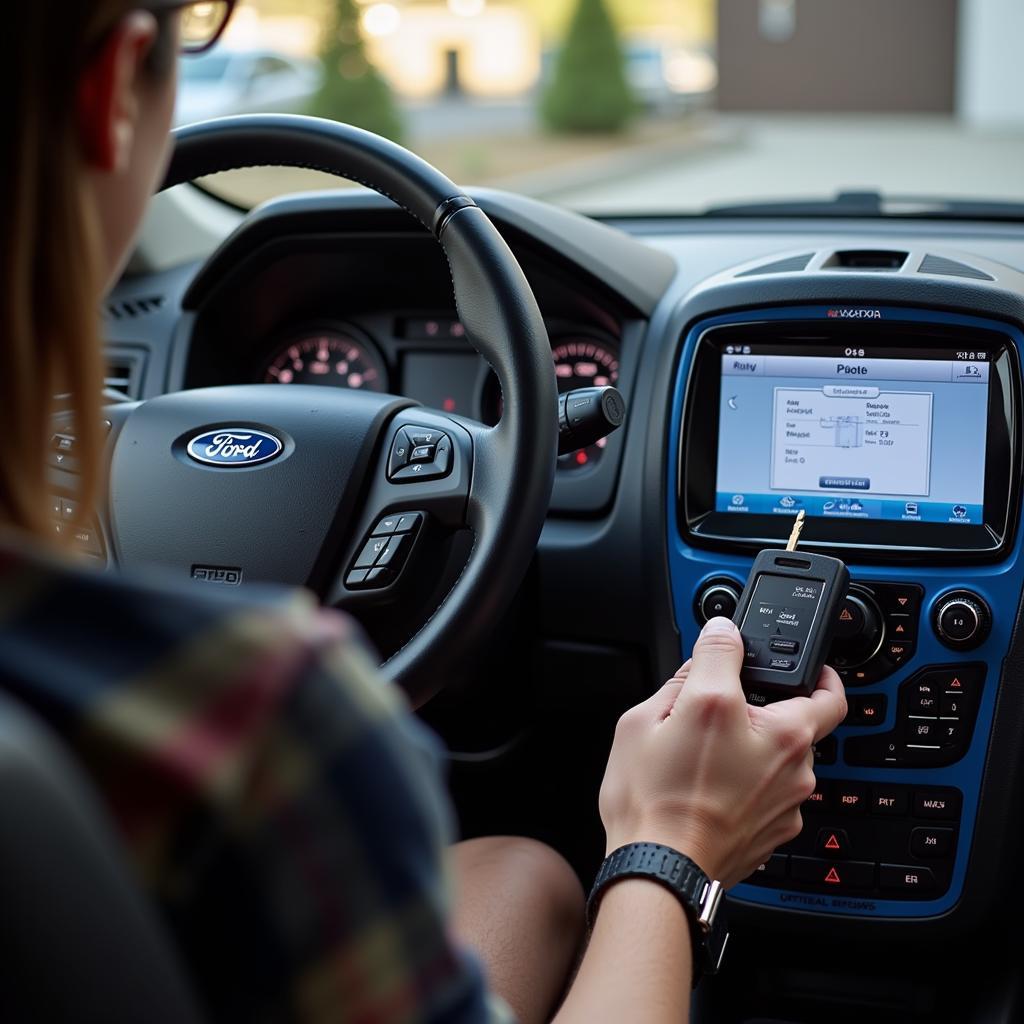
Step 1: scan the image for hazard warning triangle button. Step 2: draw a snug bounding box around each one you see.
[839,608,854,621]
[816,827,849,856]
[949,676,962,689]
[824,866,841,885]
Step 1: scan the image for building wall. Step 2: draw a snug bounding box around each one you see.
[958,0,1024,125]
[717,0,958,113]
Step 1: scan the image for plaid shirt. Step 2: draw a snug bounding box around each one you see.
[0,540,512,1024]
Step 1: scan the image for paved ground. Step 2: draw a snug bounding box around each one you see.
[542,114,1024,214]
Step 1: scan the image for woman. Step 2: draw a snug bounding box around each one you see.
[0,2,847,1022]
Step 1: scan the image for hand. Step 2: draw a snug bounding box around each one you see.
[598,616,847,887]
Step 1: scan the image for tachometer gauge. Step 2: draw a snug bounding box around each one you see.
[262,329,387,392]
[552,337,620,470]
[480,335,620,470]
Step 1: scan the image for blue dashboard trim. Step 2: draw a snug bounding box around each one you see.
[665,305,1024,919]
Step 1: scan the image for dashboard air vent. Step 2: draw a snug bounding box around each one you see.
[918,254,994,281]
[105,295,165,320]
[736,253,814,277]
[104,348,146,401]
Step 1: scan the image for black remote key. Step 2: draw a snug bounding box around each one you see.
[732,512,849,701]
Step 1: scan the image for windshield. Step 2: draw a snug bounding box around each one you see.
[179,52,233,83]
[182,0,1024,216]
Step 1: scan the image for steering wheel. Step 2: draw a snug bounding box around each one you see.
[104,114,557,707]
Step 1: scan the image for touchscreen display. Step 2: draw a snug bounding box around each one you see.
[714,346,991,524]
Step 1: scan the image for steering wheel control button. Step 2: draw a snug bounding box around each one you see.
[407,429,439,447]
[879,864,936,893]
[388,429,412,476]
[355,537,390,569]
[389,428,453,483]
[394,513,422,534]
[374,534,408,567]
[933,591,991,650]
[910,827,954,858]
[693,578,742,625]
[347,510,425,589]
[371,515,401,536]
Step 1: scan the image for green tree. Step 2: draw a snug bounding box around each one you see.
[311,0,403,142]
[541,0,635,133]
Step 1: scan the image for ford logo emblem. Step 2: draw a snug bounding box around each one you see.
[185,428,283,467]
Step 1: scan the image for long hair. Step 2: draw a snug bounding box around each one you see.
[1,2,173,541]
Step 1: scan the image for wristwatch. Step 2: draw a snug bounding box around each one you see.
[586,842,729,981]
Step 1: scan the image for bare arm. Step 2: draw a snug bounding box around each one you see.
[552,880,692,1024]
[553,617,847,1024]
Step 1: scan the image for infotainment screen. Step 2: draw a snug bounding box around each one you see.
[714,346,991,525]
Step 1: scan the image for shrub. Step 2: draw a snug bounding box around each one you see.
[311,0,403,142]
[541,0,635,133]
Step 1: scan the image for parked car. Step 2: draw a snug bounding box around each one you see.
[174,48,321,126]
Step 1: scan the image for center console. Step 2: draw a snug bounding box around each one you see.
[666,305,1024,920]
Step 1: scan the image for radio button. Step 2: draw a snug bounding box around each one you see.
[880,864,936,892]
[870,786,908,816]
[834,783,867,814]
[913,789,962,820]
[910,827,954,858]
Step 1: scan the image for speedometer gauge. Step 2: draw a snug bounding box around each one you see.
[262,329,387,392]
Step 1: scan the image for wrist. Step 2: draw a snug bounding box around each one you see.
[604,829,722,881]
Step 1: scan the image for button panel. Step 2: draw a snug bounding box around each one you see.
[388,426,453,483]
[832,582,924,687]
[846,664,985,768]
[48,495,104,560]
[748,782,961,899]
[345,511,424,589]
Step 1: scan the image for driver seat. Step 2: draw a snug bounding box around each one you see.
[0,693,204,1022]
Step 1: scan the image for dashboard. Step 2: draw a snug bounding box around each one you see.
[99,185,1024,1018]
[217,315,622,472]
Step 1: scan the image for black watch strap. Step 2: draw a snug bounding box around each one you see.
[587,843,729,981]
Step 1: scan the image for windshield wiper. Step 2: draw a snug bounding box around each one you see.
[703,190,1024,221]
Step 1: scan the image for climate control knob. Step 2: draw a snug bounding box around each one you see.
[829,587,884,669]
[934,591,991,650]
[695,578,742,624]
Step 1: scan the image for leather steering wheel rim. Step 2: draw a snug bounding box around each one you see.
[160,114,558,705]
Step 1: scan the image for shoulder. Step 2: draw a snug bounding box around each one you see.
[0,545,416,791]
